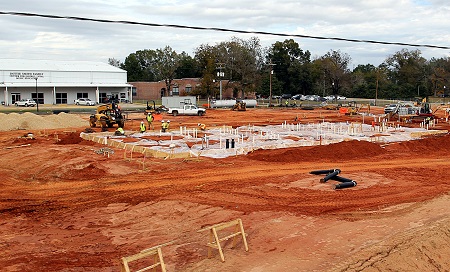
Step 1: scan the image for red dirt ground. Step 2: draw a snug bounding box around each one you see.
[1,107,450,272]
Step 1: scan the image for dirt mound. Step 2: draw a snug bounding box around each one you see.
[51,162,107,181]
[331,218,450,272]
[56,132,83,145]
[385,133,450,154]
[247,140,386,162]
[0,112,88,131]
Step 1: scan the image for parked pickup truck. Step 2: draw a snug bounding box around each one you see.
[167,104,206,116]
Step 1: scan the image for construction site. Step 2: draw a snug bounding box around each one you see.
[1,104,450,271]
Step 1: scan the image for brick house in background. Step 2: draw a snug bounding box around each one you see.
[129,78,245,101]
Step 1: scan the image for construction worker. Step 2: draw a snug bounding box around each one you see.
[115,127,125,136]
[198,123,206,131]
[139,121,146,133]
[146,113,154,130]
[166,120,170,131]
[161,120,170,132]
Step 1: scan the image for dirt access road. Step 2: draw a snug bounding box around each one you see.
[1,107,450,271]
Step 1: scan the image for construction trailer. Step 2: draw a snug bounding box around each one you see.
[211,99,257,108]
[162,96,197,108]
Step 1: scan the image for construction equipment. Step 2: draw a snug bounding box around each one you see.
[145,100,165,115]
[89,103,125,130]
[144,100,164,121]
[410,102,436,123]
[232,101,247,111]
[338,101,359,115]
[409,98,437,122]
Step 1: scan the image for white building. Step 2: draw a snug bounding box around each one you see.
[0,59,132,106]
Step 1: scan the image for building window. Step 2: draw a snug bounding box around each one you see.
[172,87,179,96]
[31,93,44,105]
[99,93,107,103]
[77,93,88,99]
[56,93,68,104]
[185,86,192,93]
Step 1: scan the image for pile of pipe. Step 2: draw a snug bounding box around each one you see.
[309,169,357,189]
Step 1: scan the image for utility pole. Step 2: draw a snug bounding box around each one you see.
[267,60,276,107]
[216,63,225,100]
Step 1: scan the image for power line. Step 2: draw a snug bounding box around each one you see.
[1,11,450,50]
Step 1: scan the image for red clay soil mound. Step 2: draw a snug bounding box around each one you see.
[247,140,386,162]
[56,132,83,145]
[385,133,450,154]
[54,163,107,181]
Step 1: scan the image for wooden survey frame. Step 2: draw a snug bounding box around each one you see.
[120,241,173,272]
[198,218,249,262]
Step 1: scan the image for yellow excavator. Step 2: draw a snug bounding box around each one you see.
[89,103,125,131]
[232,101,247,111]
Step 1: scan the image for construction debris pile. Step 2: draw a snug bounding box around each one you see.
[81,120,446,159]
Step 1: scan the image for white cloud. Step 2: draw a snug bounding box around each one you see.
[0,0,449,66]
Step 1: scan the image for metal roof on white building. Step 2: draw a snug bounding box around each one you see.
[0,59,124,73]
[0,59,130,87]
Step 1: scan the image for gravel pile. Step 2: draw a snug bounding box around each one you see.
[0,112,88,131]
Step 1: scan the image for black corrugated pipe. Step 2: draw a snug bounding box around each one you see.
[310,169,338,175]
[320,169,341,183]
[333,181,357,189]
[330,175,356,183]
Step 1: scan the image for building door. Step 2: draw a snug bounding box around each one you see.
[11,93,21,104]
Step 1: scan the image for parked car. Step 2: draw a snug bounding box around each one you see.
[15,98,37,107]
[384,104,399,114]
[281,93,292,99]
[74,98,96,106]
[304,95,322,101]
[291,94,305,100]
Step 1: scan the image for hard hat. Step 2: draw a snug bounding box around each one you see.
[148,112,151,115]
[167,120,170,123]
[198,123,201,126]
[161,120,164,123]
[141,121,144,124]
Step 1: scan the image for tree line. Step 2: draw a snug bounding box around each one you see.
[109,37,450,100]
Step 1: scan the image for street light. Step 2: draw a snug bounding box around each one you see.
[332,82,335,100]
[34,77,39,112]
[444,86,447,103]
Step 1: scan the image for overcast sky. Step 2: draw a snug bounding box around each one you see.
[1,0,449,68]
